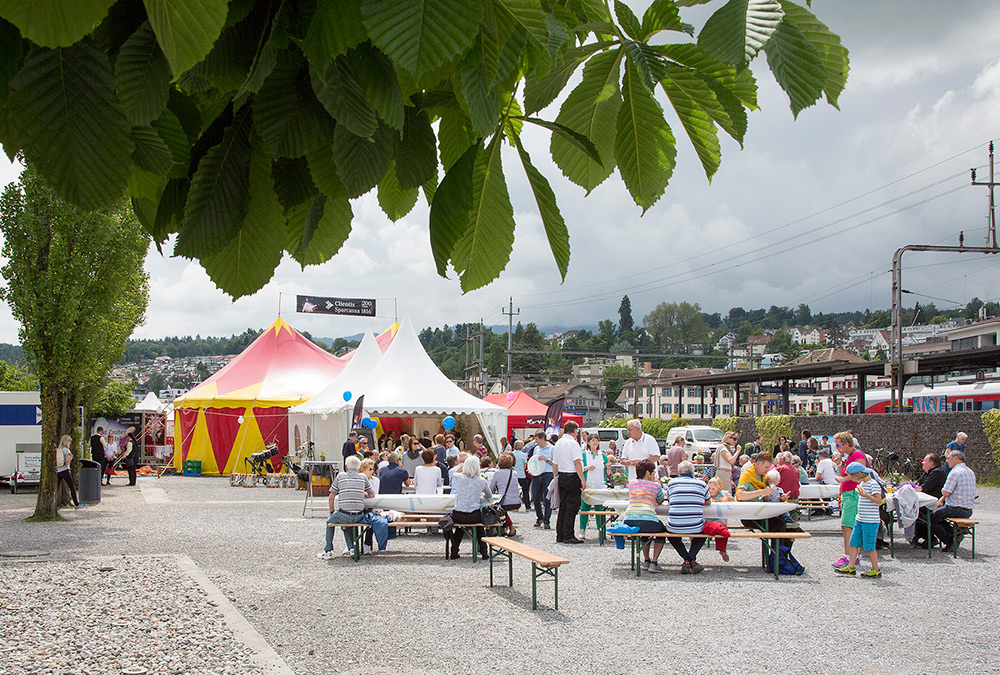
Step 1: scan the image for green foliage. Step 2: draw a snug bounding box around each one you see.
[0,0,848,298]
[598,417,626,428]
[601,363,636,403]
[84,379,136,419]
[754,414,792,452]
[0,166,149,518]
[983,409,1000,468]
[643,301,709,350]
[710,416,738,434]
[0,360,37,390]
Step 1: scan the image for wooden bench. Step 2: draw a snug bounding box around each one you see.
[326,522,370,562]
[387,515,441,533]
[947,517,979,559]
[579,509,619,546]
[621,530,812,580]
[482,537,569,610]
[788,499,833,521]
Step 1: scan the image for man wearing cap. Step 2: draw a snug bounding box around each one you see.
[930,450,976,552]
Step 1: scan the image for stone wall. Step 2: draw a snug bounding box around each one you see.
[717,412,996,477]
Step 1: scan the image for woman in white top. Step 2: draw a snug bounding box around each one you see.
[413,448,443,494]
[713,431,740,494]
[580,434,608,534]
[55,434,84,509]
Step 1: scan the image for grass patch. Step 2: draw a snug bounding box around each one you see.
[978,470,1000,488]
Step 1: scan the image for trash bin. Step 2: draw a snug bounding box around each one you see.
[78,459,101,504]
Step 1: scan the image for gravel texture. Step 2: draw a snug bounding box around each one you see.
[1,476,999,675]
[0,556,262,675]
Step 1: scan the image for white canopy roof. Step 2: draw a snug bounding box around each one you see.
[135,391,166,412]
[290,316,507,452]
[289,330,384,415]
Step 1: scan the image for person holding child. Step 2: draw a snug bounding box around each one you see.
[834,462,884,578]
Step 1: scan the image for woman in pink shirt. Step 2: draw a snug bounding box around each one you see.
[833,431,868,567]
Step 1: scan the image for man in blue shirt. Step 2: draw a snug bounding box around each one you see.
[529,431,554,529]
[378,452,410,494]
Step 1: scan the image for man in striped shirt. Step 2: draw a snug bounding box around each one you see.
[318,456,374,559]
[931,450,976,552]
[666,461,711,574]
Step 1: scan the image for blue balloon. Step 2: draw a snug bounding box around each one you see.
[369,419,378,429]
[343,391,352,402]
[442,416,456,430]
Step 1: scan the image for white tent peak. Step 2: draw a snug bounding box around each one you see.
[290,330,383,415]
[135,391,165,412]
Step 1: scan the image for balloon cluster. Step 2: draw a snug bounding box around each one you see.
[361,417,378,429]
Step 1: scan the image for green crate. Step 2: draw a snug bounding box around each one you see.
[182,460,202,476]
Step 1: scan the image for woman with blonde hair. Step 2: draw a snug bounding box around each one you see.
[712,431,740,494]
[55,435,85,509]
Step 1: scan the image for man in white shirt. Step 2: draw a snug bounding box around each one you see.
[814,448,838,485]
[619,419,660,481]
[552,421,586,545]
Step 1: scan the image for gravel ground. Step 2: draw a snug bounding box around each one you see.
[1,476,999,675]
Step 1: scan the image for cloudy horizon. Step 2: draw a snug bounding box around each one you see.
[2,0,1000,344]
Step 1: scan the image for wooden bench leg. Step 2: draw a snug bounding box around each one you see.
[531,563,558,610]
[486,544,513,587]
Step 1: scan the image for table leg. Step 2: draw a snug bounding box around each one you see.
[488,545,495,587]
[531,562,537,610]
[554,567,559,611]
[925,511,932,559]
[888,513,895,558]
[508,549,513,586]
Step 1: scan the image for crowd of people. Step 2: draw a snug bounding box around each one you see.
[319,422,979,576]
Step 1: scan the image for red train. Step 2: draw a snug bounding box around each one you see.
[862,378,1000,413]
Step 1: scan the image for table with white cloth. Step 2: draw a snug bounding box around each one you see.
[884,490,939,558]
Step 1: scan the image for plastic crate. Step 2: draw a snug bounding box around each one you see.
[182,460,202,476]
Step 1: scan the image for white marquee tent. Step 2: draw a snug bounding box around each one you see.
[289,316,507,461]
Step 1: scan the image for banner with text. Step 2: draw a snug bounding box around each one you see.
[297,295,376,317]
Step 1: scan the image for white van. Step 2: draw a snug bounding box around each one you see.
[583,427,628,455]
[664,425,724,461]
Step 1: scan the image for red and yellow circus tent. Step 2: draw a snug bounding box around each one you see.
[172,317,346,476]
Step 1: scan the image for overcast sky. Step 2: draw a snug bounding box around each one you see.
[3,1,1000,343]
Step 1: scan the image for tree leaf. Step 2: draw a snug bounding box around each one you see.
[127,164,167,201]
[451,133,516,292]
[306,144,349,201]
[551,48,622,193]
[377,162,419,221]
[518,116,600,164]
[428,142,477,275]
[175,107,252,259]
[154,178,187,239]
[641,0,692,38]
[544,11,569,58]
[396,104,436,189]
[202,132,285,299]
[762,17,824,117]
[698,0,783,67]
[0,0,114,47]
[234,1,290,106]
[622,38,668,87]
[151,108,191,177]
[659,63,721,180]
[361,0,483,77]
[613,0,642,41]
[331,121,394,197]
[494,0,549,53]
[113,22,170,126]
[350,43,404,131]
[658,41,757,111]
[456,35,500,138]
[302,0,367,66]
[285,192,353,266]
[523,41,606,115]
[615,60,676,212]
[271,156,317,212]
[438,106,478,172]
[779,0,848,108]
[143,0,229,77]
[0,18,25,100]
[513,134,568,280]
[9,43,132,210]
[254,49,337,159]
[130,125,173,175]
[311,53,379,138]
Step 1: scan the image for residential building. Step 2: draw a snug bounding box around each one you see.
[521,383,623,427]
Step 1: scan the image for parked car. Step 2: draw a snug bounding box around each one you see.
[664,426,725,462]
[583,427,628,455]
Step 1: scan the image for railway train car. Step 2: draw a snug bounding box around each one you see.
[862,378,1000,414]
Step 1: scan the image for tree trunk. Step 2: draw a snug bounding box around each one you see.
[33,385,61,519]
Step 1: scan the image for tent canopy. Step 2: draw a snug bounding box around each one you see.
[172,317,345,476]
[483,391,583,436]
[135,391,167,413]
[289,330,384,415]
[174,316,345,409]
[292,316,507,452]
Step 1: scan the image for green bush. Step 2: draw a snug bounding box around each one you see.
[598,418,626,428]
[983,409,1000,467]
[755,415,793,452]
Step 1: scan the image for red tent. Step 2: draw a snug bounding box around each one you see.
[483,391,584,440]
